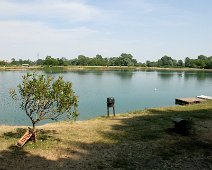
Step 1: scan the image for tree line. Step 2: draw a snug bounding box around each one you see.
[1,53,212,69]
[146,55,212,69]
[1,53,138,67]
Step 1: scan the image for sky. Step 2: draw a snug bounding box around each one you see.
[0,0,212,62]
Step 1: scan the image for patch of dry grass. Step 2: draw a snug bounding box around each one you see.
[0,101,212,169]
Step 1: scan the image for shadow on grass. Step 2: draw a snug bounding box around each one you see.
[0,145,64,169]
[0,104,212,169]
[100,108,212,142]
[1,128,59,141]
[2,128,26,139]
[94,106,212,169]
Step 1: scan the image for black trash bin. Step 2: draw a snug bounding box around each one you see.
[107,97,115,107]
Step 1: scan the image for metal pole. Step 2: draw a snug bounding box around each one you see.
[113,106,115,116]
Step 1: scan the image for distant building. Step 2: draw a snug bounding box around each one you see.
[22,64,29,67]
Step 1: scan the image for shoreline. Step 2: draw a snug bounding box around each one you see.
[1,100,211,128]
[0,101,212,169]
[0,65,212,72]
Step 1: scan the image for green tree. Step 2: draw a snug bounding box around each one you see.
[95,54,106,66]
[195,59,206,68]
[158,55,176,67]
[198,55,207,60]
[177,60,184,67]
[43,56,59,66]
[0,60,7,65]
[10,58,18,65]
[55,57,69,66]
[115,53,137,66]
[10,73,78,135]
[70,58,79,65]
[185,57,192,67]
[77,55,89,66]
[108,57,116,66]
[205,56,212,69]
[146,60,158,67]
[36,59,44,65]
[206,58,212,69]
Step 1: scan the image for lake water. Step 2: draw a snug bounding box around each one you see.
[0,70,212,126]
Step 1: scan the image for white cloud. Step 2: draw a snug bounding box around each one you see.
[0,20,98,60]
[0,0,102,22]
[0,20,97,42]
[0,0,211,61]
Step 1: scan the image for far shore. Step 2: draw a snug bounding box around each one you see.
[0,65,212,72]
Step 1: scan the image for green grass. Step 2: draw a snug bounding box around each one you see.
[0,101,212,169]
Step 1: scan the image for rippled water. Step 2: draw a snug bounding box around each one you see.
[0,70,212,125]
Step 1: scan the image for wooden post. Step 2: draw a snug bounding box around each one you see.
[113,106,115,116]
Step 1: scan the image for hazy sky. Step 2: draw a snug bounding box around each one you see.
[0,0,212,62]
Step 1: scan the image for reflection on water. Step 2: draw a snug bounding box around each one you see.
[43,68,134,79]
[156,70,212,82]
[184,71,212,81]
[113,70,134,80]
[0,70,212,125]
[157,71,174,80]
[176,72,183,78]
[43,67,65,74]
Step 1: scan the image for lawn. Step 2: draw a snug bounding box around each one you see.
[0,101,212,169]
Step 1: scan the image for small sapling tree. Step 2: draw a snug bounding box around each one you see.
[10,73,78,138]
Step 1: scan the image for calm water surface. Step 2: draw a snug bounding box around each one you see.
[0,70,212,125]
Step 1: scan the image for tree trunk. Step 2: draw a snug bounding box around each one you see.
[31,122,36,142]
[32,122,35,131]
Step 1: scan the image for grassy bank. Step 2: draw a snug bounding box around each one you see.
[0,101,212,169]
[1,65,212,72]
